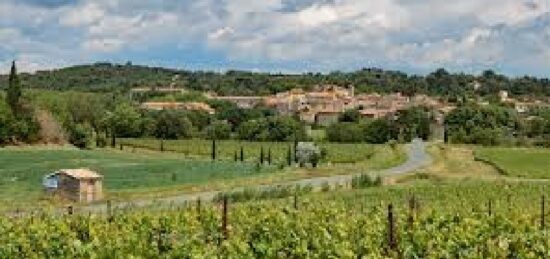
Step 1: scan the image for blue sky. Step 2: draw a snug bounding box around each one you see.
[0,0,549,77]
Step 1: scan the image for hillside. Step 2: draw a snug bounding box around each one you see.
[1,63,549,98]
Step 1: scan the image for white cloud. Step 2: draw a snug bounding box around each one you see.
[1,0,549,76]
[59,3,104,27]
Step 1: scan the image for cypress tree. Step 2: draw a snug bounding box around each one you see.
[267,148,272,165]
[260,147,264,164]
[234,150,238,162]
[212,139,217,160]
[7,61,21,115]
[287,145,292,166]
[240,146,244,162]
[443,123,448,143]
[293,139,299,163]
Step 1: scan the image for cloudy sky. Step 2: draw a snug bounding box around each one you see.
[0,0,549,76]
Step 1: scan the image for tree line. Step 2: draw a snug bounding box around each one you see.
[1,63,549,99]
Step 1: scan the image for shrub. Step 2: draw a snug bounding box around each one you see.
[351,174,383,189]
[68,123,93,149]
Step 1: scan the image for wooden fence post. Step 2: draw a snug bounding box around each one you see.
[196,198,201,220]
[240,146,244,162]
[222,196,229,240]
[408,194,415,230]
[294,193,298,210]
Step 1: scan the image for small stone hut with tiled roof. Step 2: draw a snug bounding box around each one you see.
[54,169,103,203]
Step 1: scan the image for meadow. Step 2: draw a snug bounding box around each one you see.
[0,147,275,207]
[2,180,549,258]
[0,140,403,209]
[119,138,388,164]
[474,147,550,179]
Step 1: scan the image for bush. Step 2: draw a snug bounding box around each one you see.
[351,174,382,189]
[206,120,231,140]
[68,123,93,149]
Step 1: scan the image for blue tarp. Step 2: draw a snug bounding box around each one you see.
[42,173,58,189]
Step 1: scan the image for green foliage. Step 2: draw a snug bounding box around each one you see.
[338,109,361,123]
[206,120,231,140]
[120,138,381,164]
[6,61,21,114]
[445,104,518,145]
[351,174,382,189]
[326,122,365,142]
[67,123,93,149]
[0,181,549,257]
[237,116,306,141]
[3,63,549,99]
[151,110,194,139]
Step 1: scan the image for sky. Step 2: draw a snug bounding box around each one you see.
[0,0,549,77]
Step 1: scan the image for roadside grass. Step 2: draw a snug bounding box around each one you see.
[392,144,501,184]
[474,147,550,179]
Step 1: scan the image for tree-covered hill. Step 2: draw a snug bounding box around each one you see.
[1,63,549,98]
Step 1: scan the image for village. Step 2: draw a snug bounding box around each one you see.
[140,85,456,126]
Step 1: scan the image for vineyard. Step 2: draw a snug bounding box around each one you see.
[2,181,549,258]
[119,138,400,164]
[475,147,550,179]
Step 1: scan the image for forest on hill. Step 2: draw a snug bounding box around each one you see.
[1,63,549,98]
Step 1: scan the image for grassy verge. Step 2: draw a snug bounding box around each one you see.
[392,144,501,184]
[474,147,550,179]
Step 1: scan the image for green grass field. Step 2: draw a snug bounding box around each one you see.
[0,148,274,206]
[120,138,382,164]
[475,147,550,179]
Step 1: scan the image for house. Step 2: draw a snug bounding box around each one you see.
[141,102,215,114]
[43,169,103,203]
[315,111,341,126]
[210,96,264,109]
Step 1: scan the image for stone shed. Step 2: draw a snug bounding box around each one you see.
[55,169,103,203]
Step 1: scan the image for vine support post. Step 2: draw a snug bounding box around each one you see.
[222,196,229,240]
[294,192,298,210]
[387,204,397,251]
[196,198,201,221]
[408,194,415,230]
[541,195,545,230]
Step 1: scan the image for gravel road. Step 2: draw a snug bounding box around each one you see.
[84,139,431,212]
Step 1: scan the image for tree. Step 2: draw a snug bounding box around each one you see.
[296,142,322,168]
[326,122,364,142]
[206,120,231,140]
[339,109,361,123]
[7,61,22,115]
[153,110,194,139]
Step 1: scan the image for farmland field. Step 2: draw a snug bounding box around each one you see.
[2,180,549,257]
[119,138,388,164]
[475,147,550,179]
[0,147,275,207]
[0,142,403,208]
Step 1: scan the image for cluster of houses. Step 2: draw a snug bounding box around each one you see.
[208,85,451,126]
[139,85,454,126]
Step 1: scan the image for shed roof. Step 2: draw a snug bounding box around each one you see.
[58,169,103,179]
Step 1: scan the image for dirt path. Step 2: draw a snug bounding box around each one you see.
[82,139,431,212]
